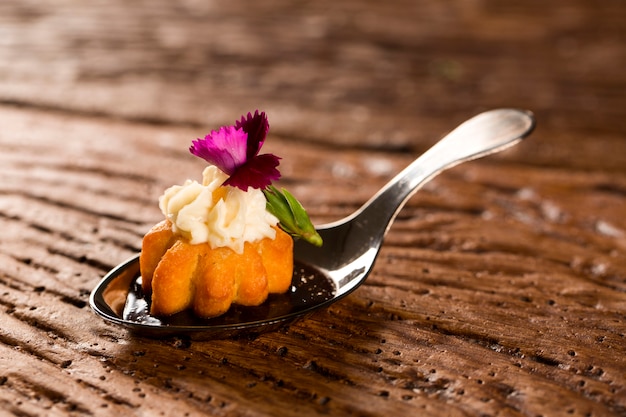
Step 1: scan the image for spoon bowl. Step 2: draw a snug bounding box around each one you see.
[90,109,535,339]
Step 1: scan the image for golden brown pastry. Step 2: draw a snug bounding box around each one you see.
[138,110,320,319]
[140,220,293,318]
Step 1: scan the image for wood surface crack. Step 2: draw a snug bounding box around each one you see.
[0,271,88,316]
[1,191,145,226]
[45,247,115,273]
[0,375,94,416]
[0,98,204,129]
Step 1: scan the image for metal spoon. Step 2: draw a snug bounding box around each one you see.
[90,108,535,339]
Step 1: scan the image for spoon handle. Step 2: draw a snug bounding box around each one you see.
[353,108,535,237]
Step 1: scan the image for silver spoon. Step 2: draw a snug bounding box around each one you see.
[90,108,535,339]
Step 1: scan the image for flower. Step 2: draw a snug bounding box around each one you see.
[189,110,322,246]
[189,110,280,190]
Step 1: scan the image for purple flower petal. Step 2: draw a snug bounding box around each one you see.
[234,110,269,160]
[224,154,281,191]
[189,110,280,190]
[189,126,248,175]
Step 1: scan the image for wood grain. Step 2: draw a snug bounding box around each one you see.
[1,1,625,416]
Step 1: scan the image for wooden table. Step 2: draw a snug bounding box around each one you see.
[1,1,625,416]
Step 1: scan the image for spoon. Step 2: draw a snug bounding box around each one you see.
[90,108,535,339]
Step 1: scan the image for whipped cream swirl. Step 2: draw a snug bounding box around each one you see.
[159,165,278,253]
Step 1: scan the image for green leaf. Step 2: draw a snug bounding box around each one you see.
[263,186,323,247]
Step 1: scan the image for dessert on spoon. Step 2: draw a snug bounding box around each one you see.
[90,108,535,339]
[140,110,320,320]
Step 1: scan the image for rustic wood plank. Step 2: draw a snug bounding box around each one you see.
[1,0,625,416]
[0,0,625,168]
[2,102,625,416]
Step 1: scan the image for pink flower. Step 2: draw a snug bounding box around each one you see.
[190,111,281,190]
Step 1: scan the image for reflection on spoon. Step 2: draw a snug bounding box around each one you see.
[90,108,536,339]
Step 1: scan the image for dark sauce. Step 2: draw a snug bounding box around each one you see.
[122,261,335,327]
